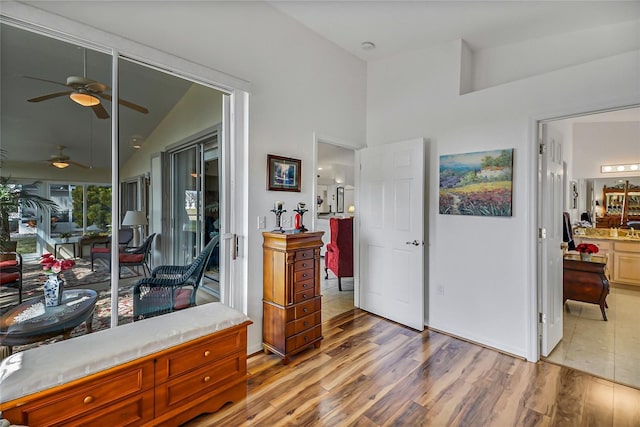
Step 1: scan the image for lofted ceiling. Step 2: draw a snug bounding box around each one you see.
[0,23,193,171]
[270,1,640,61]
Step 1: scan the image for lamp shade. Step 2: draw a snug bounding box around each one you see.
[122,210,148,226]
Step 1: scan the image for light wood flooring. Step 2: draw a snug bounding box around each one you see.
[545,284,640,389]
[185,309,640,426]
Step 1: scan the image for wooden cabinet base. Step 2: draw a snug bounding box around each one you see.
[0,321,252,426]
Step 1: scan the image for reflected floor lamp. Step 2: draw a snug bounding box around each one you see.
[122,210,148,247]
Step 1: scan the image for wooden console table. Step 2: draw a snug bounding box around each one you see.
[563,254,610,321]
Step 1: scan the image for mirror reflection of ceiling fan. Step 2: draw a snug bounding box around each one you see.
[46,145,89,169]
[23,49,149,119]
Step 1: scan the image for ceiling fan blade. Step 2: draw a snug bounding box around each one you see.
[91,103,110,119]
[21,75,70,88]
[97,93,149,114]
[67,160,90,169]
[27,91,73,103]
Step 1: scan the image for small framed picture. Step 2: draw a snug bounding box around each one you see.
[267,154,302,192]
[337,186,344,213]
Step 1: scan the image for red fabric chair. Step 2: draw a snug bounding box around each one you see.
[0,252,23,304]
[90,228,134,271]
[324,217,353,291]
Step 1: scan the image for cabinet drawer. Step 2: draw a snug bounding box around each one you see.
[295,259,314,272]
[285,312,321,336]
[14,361,154,427]
[294,279,314,294]
[291,297,321,320]
[156,328,245,382]
[155,352,246,415]
[294,269,314,283]
[614,241,640,253]
[285,325,322,353]
[295,249,314,261]
[294,289,315,304]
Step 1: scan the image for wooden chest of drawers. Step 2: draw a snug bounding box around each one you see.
[262,231,324,364]
[0,321,251,426]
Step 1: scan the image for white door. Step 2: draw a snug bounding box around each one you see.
[358,138,425,330]
[539,123,564,356]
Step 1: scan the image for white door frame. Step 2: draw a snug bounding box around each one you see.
[312,133,364,306]
[532,100,640,361]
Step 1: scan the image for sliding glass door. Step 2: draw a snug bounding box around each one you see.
[170,134,221,298]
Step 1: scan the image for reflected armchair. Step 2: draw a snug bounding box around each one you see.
[133,236,218,321]
[324,217,353,291]
[0,252,23,305]
[90,228,134,271]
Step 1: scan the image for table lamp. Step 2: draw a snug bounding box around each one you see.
[122,210,148,246]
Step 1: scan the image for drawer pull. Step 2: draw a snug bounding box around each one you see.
[304,336,309,342]
[204,350,211,357]
[303,273,308,278]
[303,293,308,299]
[303,321,309,326]
[302,253,308,257]
[303,308,309,313]
[83,396,94,404]
[303,283,309,288]
[302,263,308,268]
[203,376,211,383]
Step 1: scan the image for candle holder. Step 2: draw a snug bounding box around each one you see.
[293,208,308,232]
[270,208,286,232]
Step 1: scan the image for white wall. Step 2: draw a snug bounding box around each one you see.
[367,33,640,359]
[571,121,640,179]
[120,84,223,180]
[19,1,367,353]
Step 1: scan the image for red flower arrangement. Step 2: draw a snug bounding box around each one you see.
[39,253,75,275]
[575,243,599,254]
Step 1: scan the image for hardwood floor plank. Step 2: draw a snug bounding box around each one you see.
[612,383,640,427]
[551,367,588,424]
[582,378,613,426]
[182,312,640,427]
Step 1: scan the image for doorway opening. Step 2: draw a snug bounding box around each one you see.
[315,139,356,320]
[538,104,640,389]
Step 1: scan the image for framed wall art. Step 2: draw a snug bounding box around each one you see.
[439,149,514,217]
[267,154,301,192]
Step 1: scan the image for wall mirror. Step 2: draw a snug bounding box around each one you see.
[337,186,344,213]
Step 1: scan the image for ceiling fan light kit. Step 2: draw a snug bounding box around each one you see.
[51,161,70,169]
[69,91,100,107]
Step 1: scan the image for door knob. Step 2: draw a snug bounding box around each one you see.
[406,240,420,246]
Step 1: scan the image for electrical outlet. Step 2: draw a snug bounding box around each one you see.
[282,215,292,228]
[257,216,266,229]
[437,286,445,296]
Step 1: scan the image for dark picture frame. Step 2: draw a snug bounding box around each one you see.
[267,154,302,192]
[336,186,344,213]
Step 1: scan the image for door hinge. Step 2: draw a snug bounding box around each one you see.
[539,143,546,154]
[538,228,547,239]
[539,313,547,324]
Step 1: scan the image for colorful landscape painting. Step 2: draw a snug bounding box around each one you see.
[439,149,514,217]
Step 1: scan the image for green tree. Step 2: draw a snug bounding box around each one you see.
[72,186,112,231]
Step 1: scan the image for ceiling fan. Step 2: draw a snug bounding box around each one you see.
[23,49,149,119]
[46,145,89,169]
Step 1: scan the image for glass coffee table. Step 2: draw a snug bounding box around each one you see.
[0,289,98,354]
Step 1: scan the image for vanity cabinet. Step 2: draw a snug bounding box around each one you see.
[262,231,324,364]
[612,241,640,287]
[573,237,640,287]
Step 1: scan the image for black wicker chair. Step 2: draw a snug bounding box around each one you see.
[132,236,218,321]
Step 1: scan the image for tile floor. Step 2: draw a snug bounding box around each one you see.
[545,285,640,389]
[321,273,355,321]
